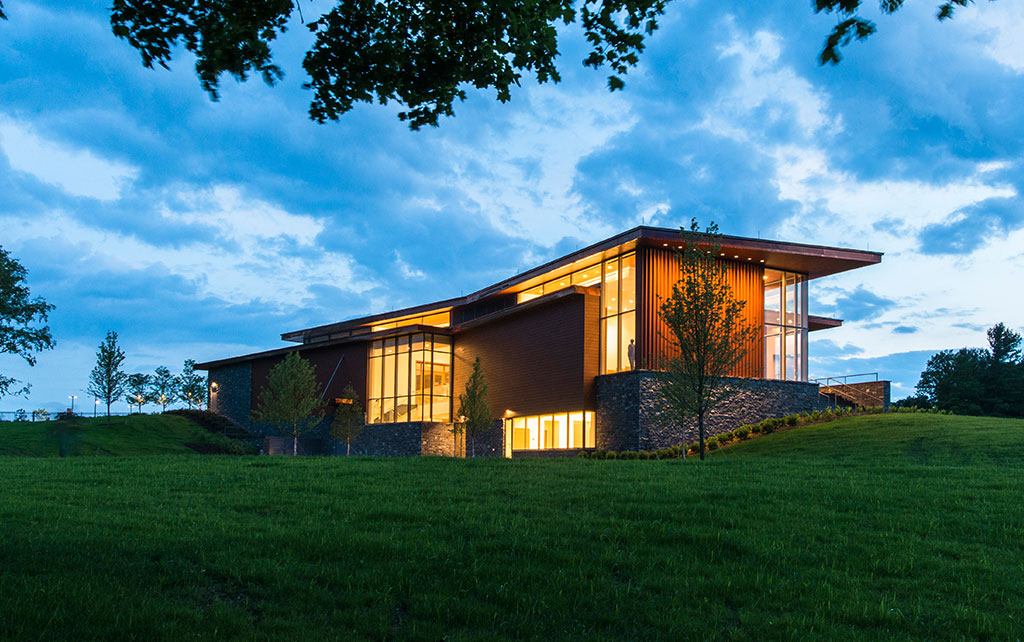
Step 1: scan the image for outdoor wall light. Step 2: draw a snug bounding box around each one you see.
[504,409,514,417]
[210,382,219,392]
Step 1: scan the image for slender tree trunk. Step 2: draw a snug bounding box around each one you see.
[347,439,350,456]
[293,434,298,456]
[698,412,705,461]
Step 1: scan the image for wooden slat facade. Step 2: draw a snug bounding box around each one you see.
[636,247,765,378]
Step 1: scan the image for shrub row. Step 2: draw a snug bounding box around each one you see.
[165,409,252,440]
[579,404,923,459]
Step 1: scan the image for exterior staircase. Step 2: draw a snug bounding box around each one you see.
[812,373,891,410]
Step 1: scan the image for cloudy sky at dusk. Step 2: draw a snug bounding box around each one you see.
[1,0,1022,412]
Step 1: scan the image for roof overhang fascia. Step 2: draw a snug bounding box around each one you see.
[281,226,881,341]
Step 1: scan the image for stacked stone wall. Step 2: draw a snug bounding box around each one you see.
[596,371,825,451]
[208,364,253,430]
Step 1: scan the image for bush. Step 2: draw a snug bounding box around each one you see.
[166,409,251,440]
[735,426,750,440]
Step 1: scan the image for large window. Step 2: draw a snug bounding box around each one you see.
[764,270,807,381]
[367,333,452,423]
[506,411,595,451]
[514,252,636,375]
[600,253,636,374]
[371,311,450,333]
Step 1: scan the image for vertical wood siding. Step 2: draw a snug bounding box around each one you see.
[637,247,764,378]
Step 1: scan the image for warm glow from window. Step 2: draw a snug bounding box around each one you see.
[371,310,451,333]
[367,333,452,423]
[507,411,594,450]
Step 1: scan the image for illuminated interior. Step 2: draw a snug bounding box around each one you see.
[367,333,452,423]
[764,269,808,381]
[600,253,636,374]
[371,311,451,333]
[506,411,595,450]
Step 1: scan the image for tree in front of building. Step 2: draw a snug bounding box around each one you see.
[252,352,324,455]
[457,356,492,458]
[177,359,205,409]
[329,384,364,456]
[658,219,759,460]
[87,331,129,420]
[149,365,178,412]
[125,373,151,413]
[0,245,55,400]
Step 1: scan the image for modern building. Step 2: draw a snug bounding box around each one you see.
[197,226,883,456]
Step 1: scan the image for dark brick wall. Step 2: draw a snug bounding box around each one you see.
[596,371,825,451]
[453,292,596,418]
[465,420,505,458]
[208,363,253,430]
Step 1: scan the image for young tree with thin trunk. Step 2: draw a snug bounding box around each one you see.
[658,219,759,460]
[125,373,150,413]
[457,356,492,458]
[252,352,323,455]
[87,331,128,420]
[329,384,364,455]
[0,246,54,400]
[149,365,177,412]
[177,359,205,409]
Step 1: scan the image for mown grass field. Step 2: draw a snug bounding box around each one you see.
[0,414,244,456]
[1,413,1022,640]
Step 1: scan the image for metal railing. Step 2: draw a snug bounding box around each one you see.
[811,372,885,409]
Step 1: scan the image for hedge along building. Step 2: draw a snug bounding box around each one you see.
[196,226,882,456]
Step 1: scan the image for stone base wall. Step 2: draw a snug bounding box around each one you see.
[208,363,253,430]
[422,422,461,456]
[465,420,505,458]
[596,371,825,451]
[338,422,423,456]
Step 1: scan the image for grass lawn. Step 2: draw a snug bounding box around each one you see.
[0,413,1022,640]
[0,414,246,456]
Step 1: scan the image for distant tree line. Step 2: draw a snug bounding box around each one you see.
[897,323,1024,417]
[87,330,207,418]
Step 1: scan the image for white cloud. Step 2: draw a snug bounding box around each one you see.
[444,83,636,249]
[703,27,839,142]
[2,185,374,308]
[693,24,1024,369]
[0,115,138,200]
[959,1,1024,73]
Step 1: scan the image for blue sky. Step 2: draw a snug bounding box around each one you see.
[1,0,1022,412]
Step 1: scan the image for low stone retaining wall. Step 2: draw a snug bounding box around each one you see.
[595,371,826,451]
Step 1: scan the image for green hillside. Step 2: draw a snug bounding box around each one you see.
[0,413,247,456]
[724,412,1024,465]
[0,413,1021,640]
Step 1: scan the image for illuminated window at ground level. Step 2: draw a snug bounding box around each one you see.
[506,411,595,450]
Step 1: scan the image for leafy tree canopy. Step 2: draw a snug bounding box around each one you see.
[457,355,493,457]
[330,384,364,455]
[0,0,982,128]
[252,351,323,454]
[0,246,54,399]
[87,331,129,418]
[178,359,206,410]
[658,219,759,460]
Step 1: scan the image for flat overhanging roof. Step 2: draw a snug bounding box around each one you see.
[281,226,882,342]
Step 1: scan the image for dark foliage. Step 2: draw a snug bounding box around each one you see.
[166,409,252,440]
[0,246,54,400]
[0,1,979,128]
[915,323,1024,417]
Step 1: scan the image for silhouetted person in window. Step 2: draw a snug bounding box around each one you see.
[627,339,636,370]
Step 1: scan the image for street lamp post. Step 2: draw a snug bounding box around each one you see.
[69,395,77,414]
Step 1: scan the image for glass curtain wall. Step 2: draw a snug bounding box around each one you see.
[367,333,452,423]
[600,253,636,374]
[514,252,636,375]
[507,411,595,450]
[764,270,808,381]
